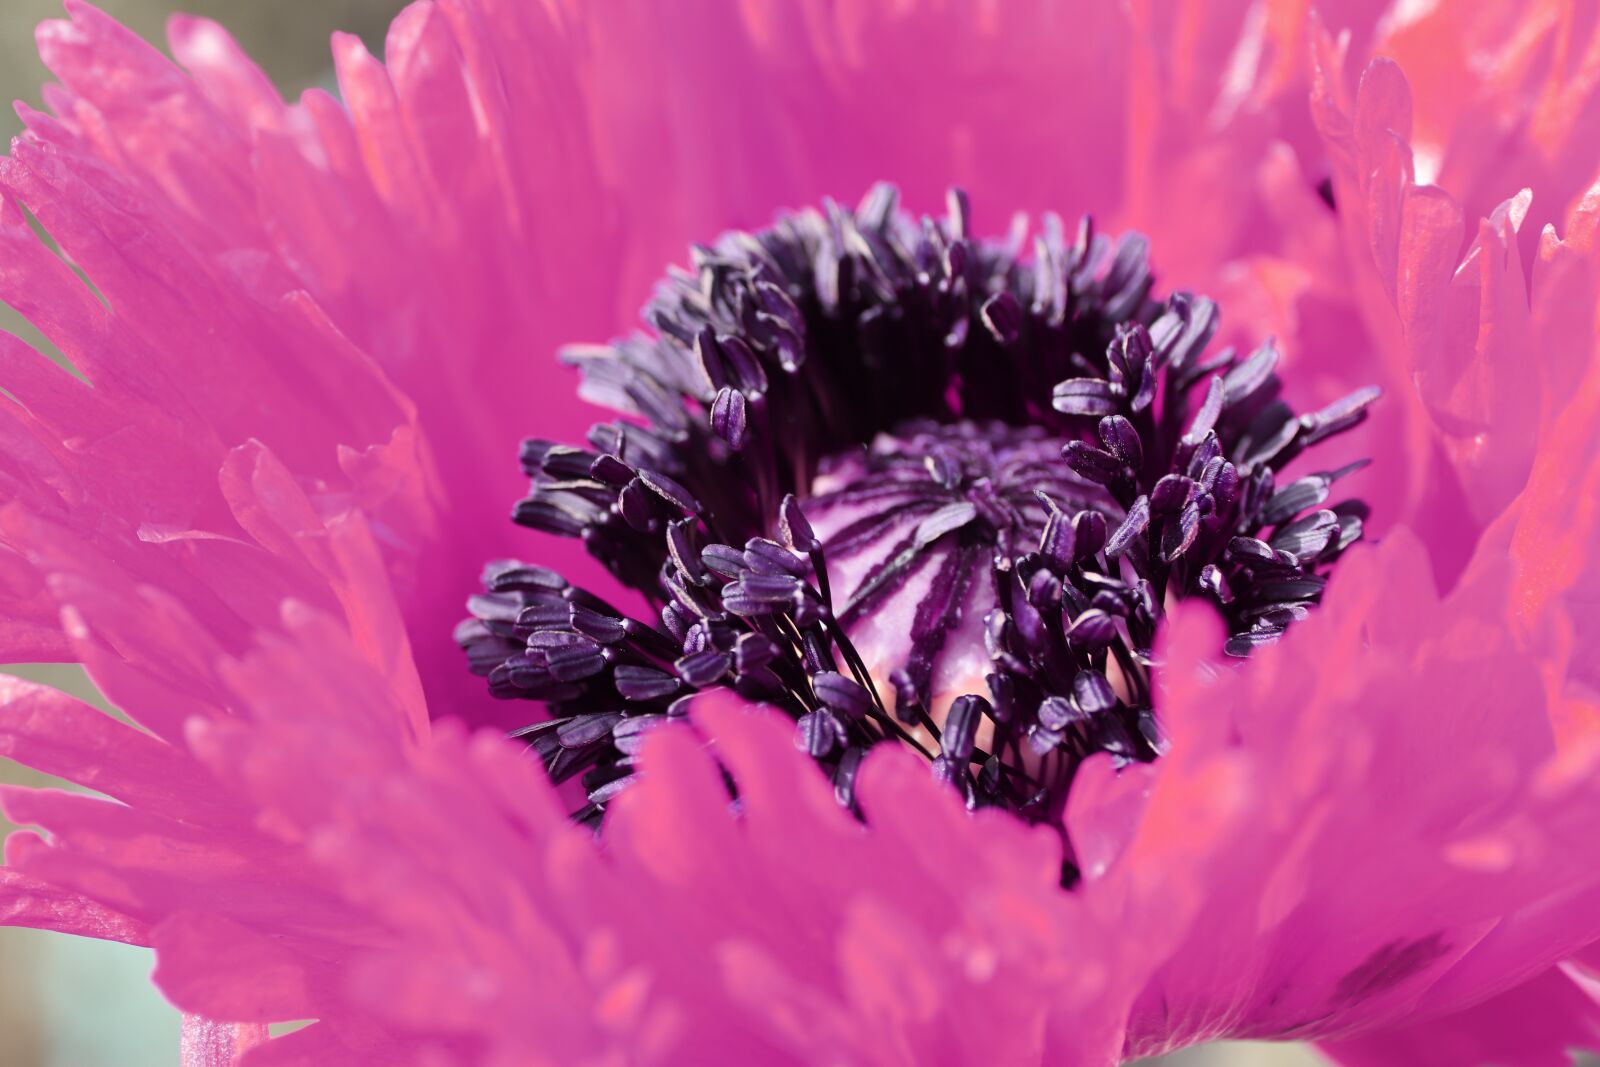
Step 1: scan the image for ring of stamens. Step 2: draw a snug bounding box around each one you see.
[456,185,1376,869]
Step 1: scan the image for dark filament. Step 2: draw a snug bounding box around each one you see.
[456,185,1376,870]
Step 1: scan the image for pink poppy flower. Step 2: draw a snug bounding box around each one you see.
[1,2,1598,1065]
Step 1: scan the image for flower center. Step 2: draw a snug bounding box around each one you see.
[457,185,1376,852]
[802,423,1105,764]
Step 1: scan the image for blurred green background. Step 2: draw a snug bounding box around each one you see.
[0,2,1336,1064]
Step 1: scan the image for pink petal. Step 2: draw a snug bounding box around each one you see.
[1115,529,1600,1054]
[1319,965,1600,1067]
[154,912,329,1022]
[0,3,1597,1063]
[0,674,230,822]
[0,868,145,944]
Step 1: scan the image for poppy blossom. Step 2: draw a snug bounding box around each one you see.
[1,3,1598,1065]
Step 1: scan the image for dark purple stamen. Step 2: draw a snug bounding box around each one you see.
[456,185,1376,865]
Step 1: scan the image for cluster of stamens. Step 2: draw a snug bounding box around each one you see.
[456,185,1376,861]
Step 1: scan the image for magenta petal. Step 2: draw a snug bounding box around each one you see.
[0,1,1597,1062]
[1113,528,1600,1055]
[0,675,227,822]
[1318,966,1600,1067]
[153,912,330,1022]
[0,868,145,944]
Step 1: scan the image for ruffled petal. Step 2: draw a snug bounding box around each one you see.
[0,3,1597,1064]
[1305,22,1600,586]
[0,868,145,944]
[1113,528,1600,1055]
[6,0,1148,727]
[1373,0,1600,243]
[154,913,333,1023]
[1318,965,1600,1067]
[0,674,225,822]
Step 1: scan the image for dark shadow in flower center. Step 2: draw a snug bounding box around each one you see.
[456,185,1377,876]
